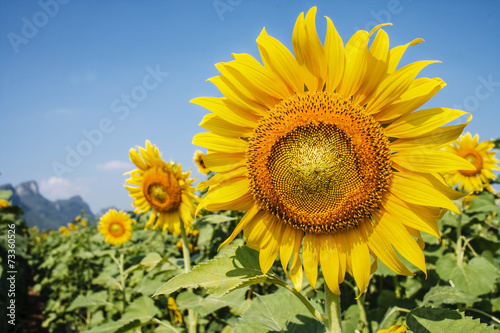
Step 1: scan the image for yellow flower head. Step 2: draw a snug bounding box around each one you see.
[377,325,407,333]
[0,199,11,209]
[443,132,499,193]
[67,223,78,231]
[192,7,473,295]
[125,141,199,235]
[74,216,82,222]
[168,297,183,323]
[59,226,69,235]
[35,236,41,243]
[82,220,88,227]
[193,150,210,175]
[98,209,135,246]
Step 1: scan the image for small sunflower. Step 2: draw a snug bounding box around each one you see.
[0,199,10,209]
[193,7,474,295]
[443,132,499,193]
[98,209,135,246]
[193,150,210,175]
[125,141,199,235]
[59,226,69,235]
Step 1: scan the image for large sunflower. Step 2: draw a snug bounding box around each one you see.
[192,7,474,295]
[98,209,135,246]
[125,141,199,235]
[443,133,499,193]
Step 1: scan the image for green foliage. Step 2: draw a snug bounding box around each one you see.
[407,307,497,332]
[17,182,500,332]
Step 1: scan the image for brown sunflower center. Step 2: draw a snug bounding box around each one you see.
[246,91,392,234]
[459,150,482,176]
[143,168,183,212]
[109,222,125,237]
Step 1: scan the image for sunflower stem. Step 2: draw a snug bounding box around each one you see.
[179,221,197,333]
[455,206,464,267]
[324,285,343,333]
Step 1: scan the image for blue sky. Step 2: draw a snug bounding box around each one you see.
[1,0,499,215]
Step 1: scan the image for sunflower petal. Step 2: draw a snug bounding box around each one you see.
[392,149,476,172]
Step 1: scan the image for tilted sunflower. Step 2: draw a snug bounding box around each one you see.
[443,132,499,193]
[192,7,475,295]
[98,209,135,246]
[125,141,199,235]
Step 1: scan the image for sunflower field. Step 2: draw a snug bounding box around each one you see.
[2,6,500,333]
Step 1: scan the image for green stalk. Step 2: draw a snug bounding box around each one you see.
[456,206,464,267]
[324,285,343,333]
[179,221,197,333]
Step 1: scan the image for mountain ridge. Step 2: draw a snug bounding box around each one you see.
[0,180,94,230]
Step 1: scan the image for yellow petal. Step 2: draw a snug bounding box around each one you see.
[388,38,424,72]
[279,225,295,273]
[259,220,282,274]
[365,60,439,114]
[392,149,476,173]
[257,27,302,92]
[219,204,261,249]
[362,218,413,276]
[319,234,341,294]
[199,114,253,138]
[129,148,147,170]
[391,173,460,213]
[391,123,468,151]
[356,28,390,104]
[191,96,260,127]
[375,77,445,122]
[324,16,345,93]
[196,177,251,213]
[383,194,440,238]
[338,29,369,98]
[375,210,427,275]
[193,132,248,153]
[385,108,471,138]
[302,233,319,290]
[202,152,245,173]
[346,228,371,297]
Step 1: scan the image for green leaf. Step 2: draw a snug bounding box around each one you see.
[407,306,497,332]
[491,297,500,313]
[176,288,247,317]
[342,304,360,333]
[435,254,456,281]
[201,214,236,224]
[450,257,497,296]
[154,245,269,297]
[140,252,163,271]
[234,290,325,333]
[0,189,12,200]
[121,295,161,323]
[466,192,500,214]
[81,296,160,333]
[67,291,110,311]
[422,286,479,306]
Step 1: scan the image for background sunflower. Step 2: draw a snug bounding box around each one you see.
[443,132,499,193]
[125,141,199,235]
[98,209,135,246]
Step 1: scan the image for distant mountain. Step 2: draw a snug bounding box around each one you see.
[0,181,94,230]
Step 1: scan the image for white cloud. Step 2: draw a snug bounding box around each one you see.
[97,160,134,171]
[39,177,90,200]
